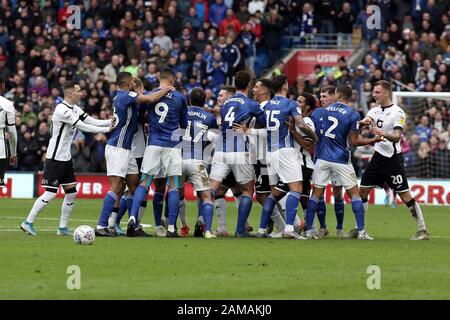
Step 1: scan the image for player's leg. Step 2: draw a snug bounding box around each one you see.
[397,191,429,240]
[126,173,149,237]
[164,147,183,237]
[57,182,78,236]
[333,185,345,238]
[178,185,189,236]
[135,157,149,225]
[210,152,231,236]
[197,189,215,238]
[214,186,228,236]
[153,177,167,236]
[112,192,128,236]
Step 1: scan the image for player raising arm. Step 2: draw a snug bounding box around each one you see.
[357,80,429,240]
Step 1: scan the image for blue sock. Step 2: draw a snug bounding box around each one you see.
[305,196,319,230]
[164,193,169,218]
[259,194,277,229]
[168,189,180,226]
[317,198,327,228]
[334,199,345,230]
[153,192,164,227]
[129,185,147,224]
[236,195,253,234]
[200,202,214,232]
[98,191,118,227]
[351,197,365,231]
[116,195,128,224]
[126,194,134,216]
[286,191,301,226]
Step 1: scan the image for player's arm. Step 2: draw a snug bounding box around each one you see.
[57,107,112,134]
[232,123,267,137]
[348,131,385,146]
[293,115,317,143]
[137,86,174,104]
[359,116,373,127]
[286,118,314,151]
[5,108,17,166]
[253,102,267,128]
[371,127,402,143]
[75,107,112,127]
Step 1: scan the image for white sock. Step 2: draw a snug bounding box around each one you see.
[109,211,118,228]
[363,201,369,215]
[137,205,146,225]
[26,191,57,223]
[215,198,227,231]
[168,225,175,233]
[258,228,266,234]
[271,206,286,230]
[178,199,187,226]
[234,195,241,208]
[198,215,205,224]
[59,192,77,228]
[284,224,294,233]
[410,201,426,230]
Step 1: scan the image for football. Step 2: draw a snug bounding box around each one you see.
[73,225,96,245]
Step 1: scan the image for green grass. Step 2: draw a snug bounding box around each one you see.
[0,198,449,299]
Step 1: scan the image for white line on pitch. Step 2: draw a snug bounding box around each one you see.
[0,216,98,222]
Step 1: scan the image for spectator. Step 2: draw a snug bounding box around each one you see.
[18,131,39,171]
[220,9,242,36]
[153,26,173,53]
[248,0,266,15]
[263,8,283,66]
[300,2,317,38]
[89,133,108,172]
[209,0,228,29]
[206,51,228,91]
[416,115,432,142]
[221,35,241,84]
[336,2,355,48]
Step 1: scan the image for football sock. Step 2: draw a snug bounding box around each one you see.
[129,186,147,226]
[126,194,134,216]
[178,198,187,226]
[234,194,242,208]
[236,195,252,234]
[153,192,164,227]
[215,196,227,231]
[305,195,319,231]
[286,191,301,226]
[26,190,57,224]
[317,197,327,228]
[59,190,77,228]
[334,199,345,230]
[115,195,127,224]
[97,191,118,228]
[137,201,146,225]
[259,194,277,230]
[407,199,426,230]
[167,188,180,227]
[200,201,214,232]
[351,197,365,232]
[109,207,119,228]
[271,205,286,230]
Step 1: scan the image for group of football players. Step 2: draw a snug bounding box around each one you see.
[14,69,429,240]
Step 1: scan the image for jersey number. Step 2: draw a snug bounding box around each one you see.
[155,102,169,123]
[325,116,339,139]
[391,175,403,185]
[184,121,209,143]
[265,110,280,131]
[224,107,235,127]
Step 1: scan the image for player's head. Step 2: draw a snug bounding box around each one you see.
[335,85,352,103]
[218,85,236,106]
[271,74,288,95]
[63,81,82,103]
[190,87,206,108]
[297,92,317,116]
[320,85,336,107]
[160,68,176,86]
[252,78,272,103]
[117,71,134,90]
[234,71,252,93]
[373,80,393,105]
[132,77,144,94]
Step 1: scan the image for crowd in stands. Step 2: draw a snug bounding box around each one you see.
[0,0,449,178]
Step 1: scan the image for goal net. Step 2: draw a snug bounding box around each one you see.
[392,91,450,180]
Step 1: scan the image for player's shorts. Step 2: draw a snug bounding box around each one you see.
[221,171,237,189]
[136,157,143,172]
[275,166,313,195]
[360,152,409,193]
[254,160,270,193]
[266,148,303,185]
[181,160,211,192]
[313,159,358,190]
[105,145,139,178]
[209,152,255,185]
[141,145,182,177]
[41,159,76,189]
[0,158,7,186]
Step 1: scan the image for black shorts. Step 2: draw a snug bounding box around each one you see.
[361,152,409,192]
[136,157,143,173]
[41,159,76,189]
[221,171,237,189]
[275,166,313,195]
[0,158,7,186]
[254,160,271,193]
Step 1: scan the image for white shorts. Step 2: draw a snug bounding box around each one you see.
[181,160,211,192]
[209,152,255,185]
[105,145,139,178]
[266,148,303,185]
[141,145,182,177]
[313,159,358,190]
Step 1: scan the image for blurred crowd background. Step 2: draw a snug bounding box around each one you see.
[0,0,449,178]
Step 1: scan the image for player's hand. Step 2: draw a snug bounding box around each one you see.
[108,122,114,132]
[373,135,386,143]
[111,117,116,128]
[359,118,372,127]
[370,127,384,136]
[286,118,296,132]
[9,155,17,167]
[233,123,248,134]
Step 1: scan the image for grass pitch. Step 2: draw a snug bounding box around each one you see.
[0,198,449,299]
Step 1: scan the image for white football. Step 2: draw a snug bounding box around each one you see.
[73,225,96,245]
